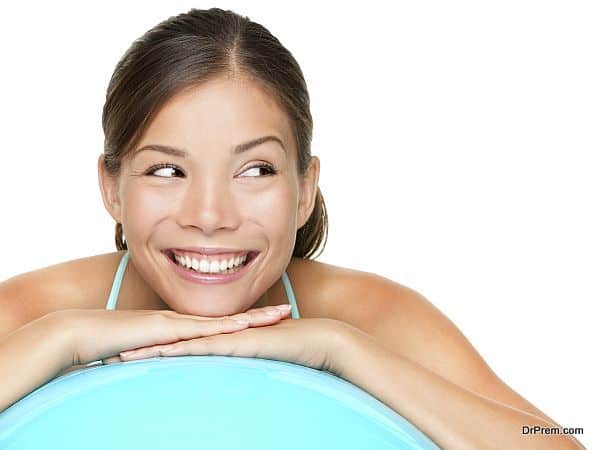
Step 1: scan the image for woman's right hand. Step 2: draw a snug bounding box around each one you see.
[51,305,292,367]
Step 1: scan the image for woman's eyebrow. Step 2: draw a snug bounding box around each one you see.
[132,135,286,159]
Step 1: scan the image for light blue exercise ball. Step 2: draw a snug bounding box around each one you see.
[0,356,439,449]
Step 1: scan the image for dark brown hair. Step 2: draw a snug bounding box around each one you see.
[101,7,327,258]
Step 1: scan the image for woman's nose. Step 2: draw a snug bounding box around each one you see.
[175,178,241,233]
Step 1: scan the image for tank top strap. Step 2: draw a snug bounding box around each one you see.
[106,250,129,310]
[84,251,129,368]
[281,271,300,319]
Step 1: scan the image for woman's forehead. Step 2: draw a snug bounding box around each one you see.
[140,77,293,148]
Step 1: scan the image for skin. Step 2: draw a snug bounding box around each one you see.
[98,74,320,317]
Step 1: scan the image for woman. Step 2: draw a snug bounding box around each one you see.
[0,7,583,449]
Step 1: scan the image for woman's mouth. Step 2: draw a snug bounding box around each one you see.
[163,249,260,284]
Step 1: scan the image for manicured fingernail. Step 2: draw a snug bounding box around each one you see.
[276,304,292,311]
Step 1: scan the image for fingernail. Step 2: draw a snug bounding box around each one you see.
[234,319,249,325]
[276,304,292,311]
[266,309,281,316]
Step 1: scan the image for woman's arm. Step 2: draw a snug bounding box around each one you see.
[0,299,292,413]
[330,326,585,450]
[0,313,74,413]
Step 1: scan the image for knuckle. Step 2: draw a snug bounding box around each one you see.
[234,313,251,322]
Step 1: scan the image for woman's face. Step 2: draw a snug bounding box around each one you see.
[99,76,319,316]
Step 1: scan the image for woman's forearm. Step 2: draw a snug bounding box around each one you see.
[330,328,584,450]
[0,314,74,413]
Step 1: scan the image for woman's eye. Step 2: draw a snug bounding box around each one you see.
[240,164,276,177]
[144,163,276,178]
[146,163,183,178]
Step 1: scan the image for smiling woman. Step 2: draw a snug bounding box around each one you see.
[98,71,320,317]
[0,6,588,450]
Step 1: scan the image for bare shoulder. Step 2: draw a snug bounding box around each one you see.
[292,258,486,368]
[288,257,426,331]
[291,257,492,379]
[299,259,565,427]
[0,251,124,329]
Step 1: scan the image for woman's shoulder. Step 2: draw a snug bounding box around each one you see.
[0,251,126,325]
[287,257,423,332]
[288,257,472,367]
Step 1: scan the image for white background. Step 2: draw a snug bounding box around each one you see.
[0,1,596,446]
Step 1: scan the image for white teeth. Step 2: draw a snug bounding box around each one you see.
[173,253,249,273]
[199,259,210,272]
[209,260,220,273]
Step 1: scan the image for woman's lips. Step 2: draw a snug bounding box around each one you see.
[169,248,251,263]
[164,250,259,285]
[166,246,257,255]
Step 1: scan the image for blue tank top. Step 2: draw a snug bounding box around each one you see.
[105,250,301,319]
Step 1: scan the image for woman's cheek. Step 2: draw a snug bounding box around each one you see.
[132,188,175,223]
[243,183,297,229]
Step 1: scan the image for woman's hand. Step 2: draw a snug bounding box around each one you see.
[52,305,293,367]
[117,317,349,373]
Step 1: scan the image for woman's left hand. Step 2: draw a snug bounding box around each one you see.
[111,317,350,373]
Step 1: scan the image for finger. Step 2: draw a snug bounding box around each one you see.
[134,309,216,321]
[101,355,122,365]
[164,315,254,344]
[121,318,298,361]
[119,311,282,361]
[138,305,291,323]
[115,314,250,356]
[116,306,290,356]
[231,305,292,326]
[120,344,177,361]
[173,304,292,325]
[155,333,242,359]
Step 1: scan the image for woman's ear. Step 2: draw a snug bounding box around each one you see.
[97,154,123,224]
[297,156,320,229]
